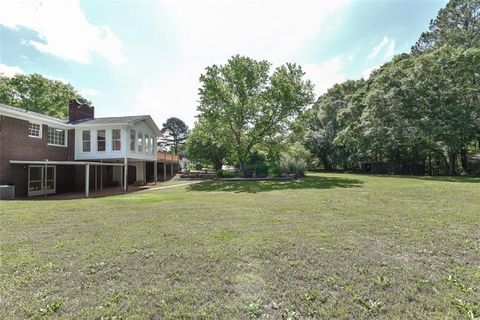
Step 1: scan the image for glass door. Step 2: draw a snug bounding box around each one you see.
[28,165,56,196]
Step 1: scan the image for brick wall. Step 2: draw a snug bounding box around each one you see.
[0,115,75,197]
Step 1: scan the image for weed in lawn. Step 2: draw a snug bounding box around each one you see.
[282,308,299,320]
[214,230,239,241]
[452,298,479,320]
[38,300,62,317]
[375,276,392,287]
[246,299,263,318]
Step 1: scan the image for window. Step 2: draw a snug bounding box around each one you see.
[112,129,121,151]
[82,130,91,152]
[130,130,136,152]
[97,130,106,151]
[151,137,156,155]
[28,122,42,138]
[145,134,149,154]
[48,127,66,146]
[137,132,143,153]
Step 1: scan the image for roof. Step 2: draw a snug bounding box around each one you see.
[0,102,69,125]
[70,115,149,125]
[0,103,162,135]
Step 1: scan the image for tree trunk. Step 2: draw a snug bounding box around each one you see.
[213,159,223,171]
[447,151,457,175]
[460,148,468,174]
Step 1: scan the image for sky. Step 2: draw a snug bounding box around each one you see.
[0,0,448,128]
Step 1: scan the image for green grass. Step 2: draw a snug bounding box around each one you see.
[1,173,479,319]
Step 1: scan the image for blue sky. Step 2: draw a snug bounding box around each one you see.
[0,0,447,127]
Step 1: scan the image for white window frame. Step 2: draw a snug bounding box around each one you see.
[112,129,121,151]
[145,134,150,154]
[47,127,67,147]
[130,129,136,152]
[28,122,42,138]
[28,165,56,196]
[82,130,91,152]
[97,130,106,152]
[138,132,143,153]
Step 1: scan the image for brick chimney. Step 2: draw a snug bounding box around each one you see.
[69,99,94,122]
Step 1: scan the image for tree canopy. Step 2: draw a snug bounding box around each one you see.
[0,73,90,119]
[305,0,480,175]
[197,55,314,174]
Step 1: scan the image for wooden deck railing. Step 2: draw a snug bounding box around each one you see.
[157,151,179,162]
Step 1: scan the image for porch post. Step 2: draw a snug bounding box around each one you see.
[85,164,90,198]
[100,161,103,191]
[44,163,47,198]
[124,157,128,191]
[144,161,147,185]
[163,162,166,181]
[154,161,158,184]
[95,165,97,191]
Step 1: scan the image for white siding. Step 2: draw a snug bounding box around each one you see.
[74,120,158,161]
[126,120,158,161]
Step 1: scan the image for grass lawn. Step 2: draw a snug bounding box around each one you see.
[1,173,479,319]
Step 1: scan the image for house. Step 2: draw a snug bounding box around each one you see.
[0,100,179,198]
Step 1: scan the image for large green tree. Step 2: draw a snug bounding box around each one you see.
[412,0,480,53]
[0,73,90,118]
[198,55,314,174]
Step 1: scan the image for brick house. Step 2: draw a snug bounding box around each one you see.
[0,100,177,198]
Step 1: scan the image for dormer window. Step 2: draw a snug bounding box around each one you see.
[28,122,42,138]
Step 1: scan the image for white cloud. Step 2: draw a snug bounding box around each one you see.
[0,0,125,64]
[368,36,395,60]
[162,0,348,64]
[303,56,347,96]
[134,0,349,127]
[0,64,25,77]
[362,36,396,80]
[80,88,100,97]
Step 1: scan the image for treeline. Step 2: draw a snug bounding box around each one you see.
[305,0,480,175]
[0,73,90,119]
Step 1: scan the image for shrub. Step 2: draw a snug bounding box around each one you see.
[278,156,307,177]
[215,170,236,178]
[253,163,269,178]
[268,165,282,177]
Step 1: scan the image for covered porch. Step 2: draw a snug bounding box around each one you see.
[10,160,126,198]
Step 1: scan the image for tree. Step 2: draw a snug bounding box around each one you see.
[159,117,190,154]
[412,0,480,53]
[186,119,232,170]
[0,73,90,118]
[198,55,314,174]
[305,79,366,170]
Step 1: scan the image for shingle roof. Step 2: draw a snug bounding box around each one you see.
[0,102,68,124]
[69,115,148,125]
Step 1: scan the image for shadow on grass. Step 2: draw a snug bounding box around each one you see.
[187,175,363,193]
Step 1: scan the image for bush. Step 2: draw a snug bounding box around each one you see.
[253,163,269,178]
[215,170,236,178]
[278,156,307,177]
[268,165,282,177]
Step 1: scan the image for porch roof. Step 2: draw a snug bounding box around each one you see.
[10,160,125,166]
